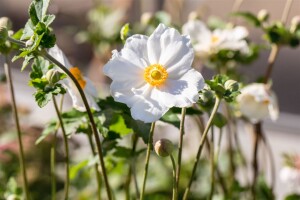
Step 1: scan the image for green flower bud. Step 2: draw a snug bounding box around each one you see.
[290,16,300,33]
[257,9,269,22]
[154,139,174,157]
[46,69,62,84]
[0,17,12,30]
[224,79,239,91]
[0,26,8,44]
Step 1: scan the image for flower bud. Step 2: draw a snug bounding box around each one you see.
[141,12,153,25]
[0,26,8,44]
[46,69,62,84]
[154,139,174,157]
[224,79,239,91]
[25,35,35,47]
[257,9,269,22]
[0,17,12,30]
[290,16,300,33]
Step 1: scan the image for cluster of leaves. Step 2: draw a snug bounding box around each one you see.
[29,56,66,107]
[13,0,56,69]
[234,12,300,47]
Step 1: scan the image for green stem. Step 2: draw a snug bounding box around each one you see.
[208,127,215,200]
[183,97,221,200]
[6,37,112,200]
[3,56,30,200]
[86,132,102,200]
[176,107,186,195]
[52,96,69,200]
[125,134,138,200]
[252,123,261,200]
[41,50,112,200]
[51,144,56,200]
[140,122,156,200]
[170,155,177,200]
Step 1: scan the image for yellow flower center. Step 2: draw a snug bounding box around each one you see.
[144,64,168,86]
[69,67,86,89]
[211,35,219,43]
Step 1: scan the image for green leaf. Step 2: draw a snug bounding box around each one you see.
[233,12,261,27]
[35,91,52,107]
[212,112,227,128]
[36,121,56,144]
[161,110,180,129]
[21,55,35,71]
[21,20,35,40]
[109,114,133,136]
[43,14,55,26]
[29,0,51,25]
[112,146,132,158]
[70,160,89,180]
[285,194,300,200]
[29,2,40,26]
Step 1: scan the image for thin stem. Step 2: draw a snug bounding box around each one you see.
[86,132,102,200]
[51,144,56,200]
[281,0,294,25]
[231,0,244,12]
[251,123,261,200]
[125,134,138,200]
[140,122,156,200]
[170,155,177,200]
[263,45,279,84]
[208,127,215,200]
[4,56,30,200]
[41,50,112,200]
[176,107,187,195]
[183,97,221,200]
[52,96,70,200]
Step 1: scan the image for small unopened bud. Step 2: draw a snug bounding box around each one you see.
[0,26,8,44]
[154,139,174,157]
[46,69,62,84]
[188,11,200,21]
[257,9,269,22]
[25,35,35,47]
[224,79,239,91]
[141,12,153,25]
[290,16,300,33]
[0,17,12,30]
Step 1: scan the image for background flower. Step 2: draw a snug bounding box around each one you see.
[48,45,100,111]
[237,83,278,123]
[103,24,204,122]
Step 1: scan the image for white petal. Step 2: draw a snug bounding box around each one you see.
[157,69,204,107]
[147,23,168,64]
[103,52,145,82]
[232,26,249,40]
[268,92,279,121]
[182,20,211,45]
[48,45,72,68]
[130,85,169,123]
[124,34,149,61]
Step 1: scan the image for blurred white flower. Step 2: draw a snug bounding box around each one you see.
[182,19,249,59]
[280,154,300,190]
[103,24,204,123]
[237,83,278,123]
[48,45,100,111]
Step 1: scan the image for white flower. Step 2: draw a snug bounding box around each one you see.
[237,83,278,123]
[280,167,300,188]
[48,45,100,111]
[182,20,249,59]
[103,24,204,123]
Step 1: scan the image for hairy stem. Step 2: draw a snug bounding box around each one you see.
[4,56,30,200]
[52,96,70,200]
[176,107,187,195]
[140,122,156,200]
[183,97,221,200]
[170,155,177,200]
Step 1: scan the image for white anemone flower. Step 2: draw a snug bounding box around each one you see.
[237,83,279,123]
[103,24,205,123]
[182,20,249,59]
[48,45,100,111]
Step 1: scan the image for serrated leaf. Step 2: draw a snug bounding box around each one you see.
[43,14,55,26]
[21,20,35,40]
[35,91,52,107]
[29,2,40,26]
[21,55,35,71]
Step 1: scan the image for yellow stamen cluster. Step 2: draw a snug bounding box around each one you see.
[211,35,219,43]
[144,64,168,86]
[69,67,86,89]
